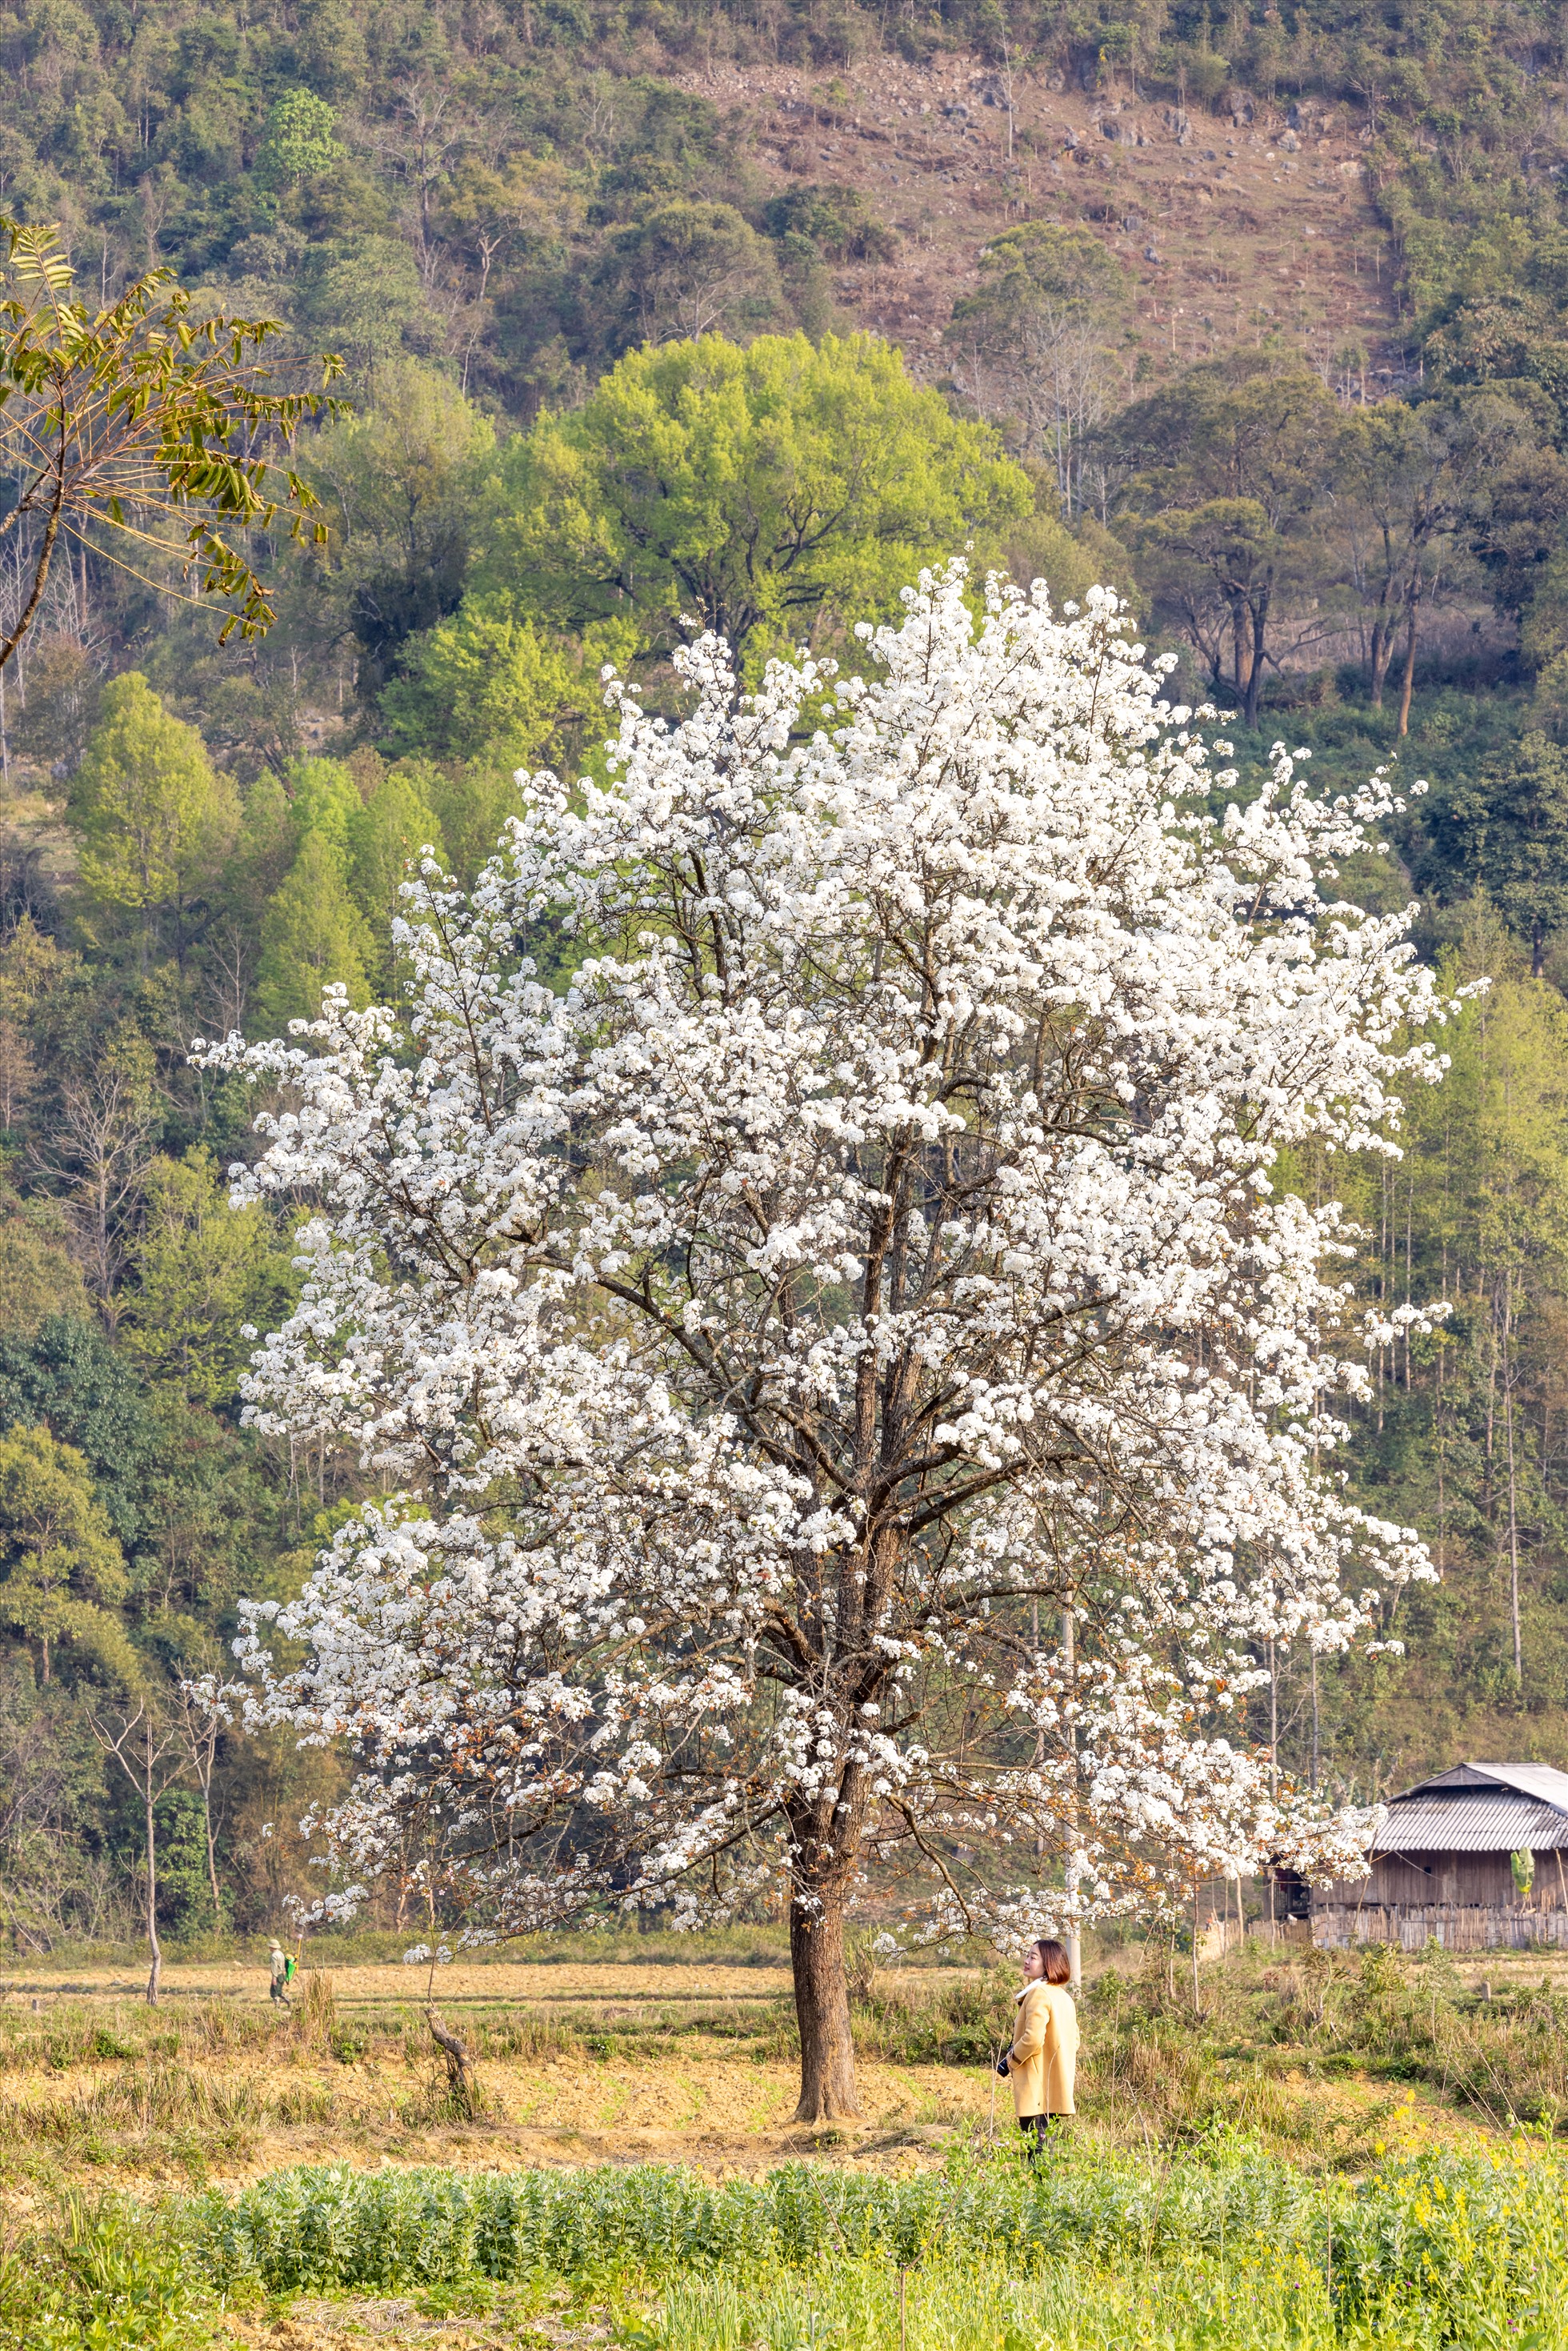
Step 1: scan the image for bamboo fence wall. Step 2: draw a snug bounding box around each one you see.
[1312,1904,1568,1952]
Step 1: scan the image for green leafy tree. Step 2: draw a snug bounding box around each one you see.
[149,1785,219,1932]
[400,758,522,892]
[483,330,1030,666]
[1131,495,1286,715]
[122,1147,293,1406]
[344,768,448,990]
[255,830,374,1031]
[0,1315,276,1671]
[1339,393,1523,732]
[0,1423,134,1687]
[0,218,339,675]
[1332,923,1568,1704]
[761,183,896,263]
[1529,649,1568,742]
[1110,357,1345,725]
[218,757,371,1033]
[298,235,434,382]
[1470,439,1568,632]
[66,675,239,963]
[0,1189,91,1340]
[255,91,346,190]
[0,1316,163,1556]
[380,596,591,764]
[437,153,580,293]
[284,756,361,855]
[1520,540,1568,686]
[1442,733,1568,975]
[304,359,494,680]
[587,201,780,355]
[228,775,297,902]
[206,776,300,1038]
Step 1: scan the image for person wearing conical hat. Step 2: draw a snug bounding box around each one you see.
[268,1939,291,2006]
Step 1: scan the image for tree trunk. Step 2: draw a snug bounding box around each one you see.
[0,493,62,675]
[1369,612,1395,707]
[789,1872,859,2122]
[426,2009,478,2118]
[143,1757,162,2007]
[1396,586,1420,737]
[1242,591,1270,728]
[201,1767,222,1925]
[1061,1606,1082,1993]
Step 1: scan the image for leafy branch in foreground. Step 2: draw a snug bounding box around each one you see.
[0,218,346,671]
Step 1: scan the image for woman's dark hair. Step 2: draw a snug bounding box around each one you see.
[1036,1938,1072,1986]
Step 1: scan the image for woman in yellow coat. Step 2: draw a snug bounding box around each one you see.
[998,1937,1078,2153]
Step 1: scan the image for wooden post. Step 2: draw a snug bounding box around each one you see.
[426,2009,478,2117]
[1062,1607,1081,1993]
[1191,1880,1202,2014]
[1267,1637,1278,1946]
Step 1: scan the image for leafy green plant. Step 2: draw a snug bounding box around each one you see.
[143,2137,1568,2350]
[0,2195,213,2349]
[0,218,340,672]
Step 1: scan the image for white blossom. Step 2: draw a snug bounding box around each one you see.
[202,566,1445,2095]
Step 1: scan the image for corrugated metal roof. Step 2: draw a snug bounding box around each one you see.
[1397,1760,1568,1810]
[1471,1761,1568,1809]
[1374,1796,1568,1852]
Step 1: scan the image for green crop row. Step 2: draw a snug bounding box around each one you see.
[10,2140,1568,2348]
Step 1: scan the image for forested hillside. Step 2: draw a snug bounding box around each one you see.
[4,0,1568,1956]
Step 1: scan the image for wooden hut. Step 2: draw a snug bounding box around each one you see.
[1310,1760,1568,1949]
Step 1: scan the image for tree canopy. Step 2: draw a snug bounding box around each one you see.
[66,676,239,961]
[475,331,1031,664]
[213,568,1438,2117]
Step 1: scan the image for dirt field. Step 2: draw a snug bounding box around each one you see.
[0,1939,1525,2215]
[0,1954,990,2205]
[0,1958,798,2010]
[678,52,1398,386]
[0,2044,988,2178]
[4,1940,1555,2010]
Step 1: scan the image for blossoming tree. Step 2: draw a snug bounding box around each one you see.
[206,567,1441,2121]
